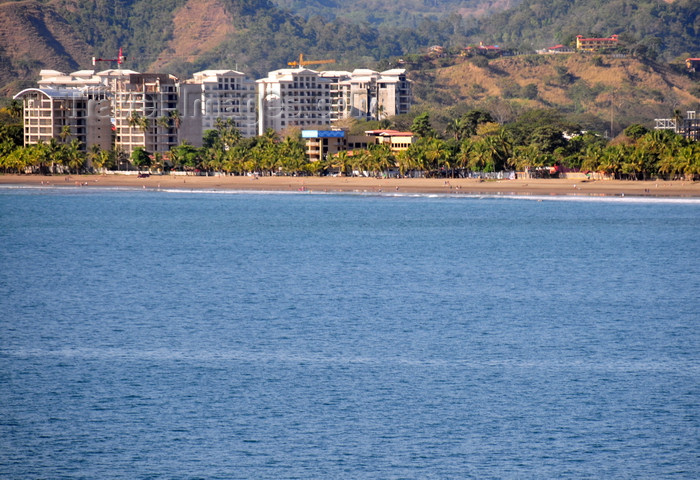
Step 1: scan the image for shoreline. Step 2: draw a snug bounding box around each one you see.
[1,174,700,197]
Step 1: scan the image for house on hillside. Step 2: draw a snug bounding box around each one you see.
[428,45,446,58]
[686,58,700,72]
[462,42,502,58]
[537,44,575,55]
[576,34,619,52]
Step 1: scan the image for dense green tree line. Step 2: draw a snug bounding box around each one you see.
[1,108,698,180]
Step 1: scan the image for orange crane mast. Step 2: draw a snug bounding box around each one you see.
[287,54,336,68]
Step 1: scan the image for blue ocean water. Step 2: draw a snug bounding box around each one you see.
[0,187,698,479]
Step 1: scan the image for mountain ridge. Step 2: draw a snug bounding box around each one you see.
[1,0,697,132]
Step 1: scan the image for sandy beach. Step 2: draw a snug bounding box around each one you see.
[1,174,699,197]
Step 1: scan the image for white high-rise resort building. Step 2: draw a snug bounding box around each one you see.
[113,73,179,154]
[14,66,412,152]
[14,69,120,152]
[256,68,333,135]
[183,70,257,140]
[320,68,412,123]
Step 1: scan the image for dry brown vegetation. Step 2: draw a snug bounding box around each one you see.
[152,0,236,69]
[422,54,699,129]
[0,0,90,94]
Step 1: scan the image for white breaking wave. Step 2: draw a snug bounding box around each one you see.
[1,184,699,204]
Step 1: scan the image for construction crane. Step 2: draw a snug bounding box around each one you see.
[92,47,127,67]
[287,53,335,68]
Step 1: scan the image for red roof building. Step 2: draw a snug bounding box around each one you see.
[686,58,700,72]
[576,34,619,52]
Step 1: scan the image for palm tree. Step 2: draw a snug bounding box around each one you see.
[215,118,242,150]
[676,145,699,181]
[368,143,395,176]
[446,117,470,142]
[261,128,279,143]
[59,125,72,143]
[128,111,149,134]
[331,150,351,176]
[156,115,171,131]
[169,109,182,129]
[65,139,85,173]
[470,140,495,172]
[456,138,474,175]
[509,145,541,172]
[46,138,65,173]
[91,149,114,172]
[395,150,414,177]
[151,152,164,173]
[672,109,685,135]
[87,144,101,172]
[278,137,305,174]
[1,146,32,173]
[599,144,627,179]
[484,130,512,172]
[376,104,385,121]
[423,138,450,176]
[7,99,22,120]
[580,144,604,174]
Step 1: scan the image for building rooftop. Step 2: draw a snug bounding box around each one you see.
[193,69,247,78]
[365,129,415,137]
[96,69,140,77]
[577,34,618,40]
[14,87,87,100]
[379,69,407,76]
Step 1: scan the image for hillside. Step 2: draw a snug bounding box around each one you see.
[410,53,699,134]
[478,0,700,61]
[0,0,441,94]
[149,0,237,70]
[0,0,697,137]
[0,0,89,93]
[271,0,520,25]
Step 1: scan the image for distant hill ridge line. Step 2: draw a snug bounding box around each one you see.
[0,0,696,99]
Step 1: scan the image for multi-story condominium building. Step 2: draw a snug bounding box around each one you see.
[319,71,352,123]
[320,69,412,122]
[37,69,106,90]
[13,87,113,152]
[364,129,416,152]
[183,70,257,139]
[256,68,333,135]
[15,65,413,154]
[301,128,416,163]
[655,111,699,141]
[576,34,619,52]
[113,73,179,154]
[14,69,114,151]
[376,69,412,120]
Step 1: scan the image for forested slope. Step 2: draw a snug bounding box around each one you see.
[0,0,696,100]
[479,0,699,60]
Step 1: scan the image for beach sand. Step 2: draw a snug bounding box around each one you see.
[1,174,699,197]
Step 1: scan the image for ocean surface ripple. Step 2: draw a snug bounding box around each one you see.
[1,188,698,478]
